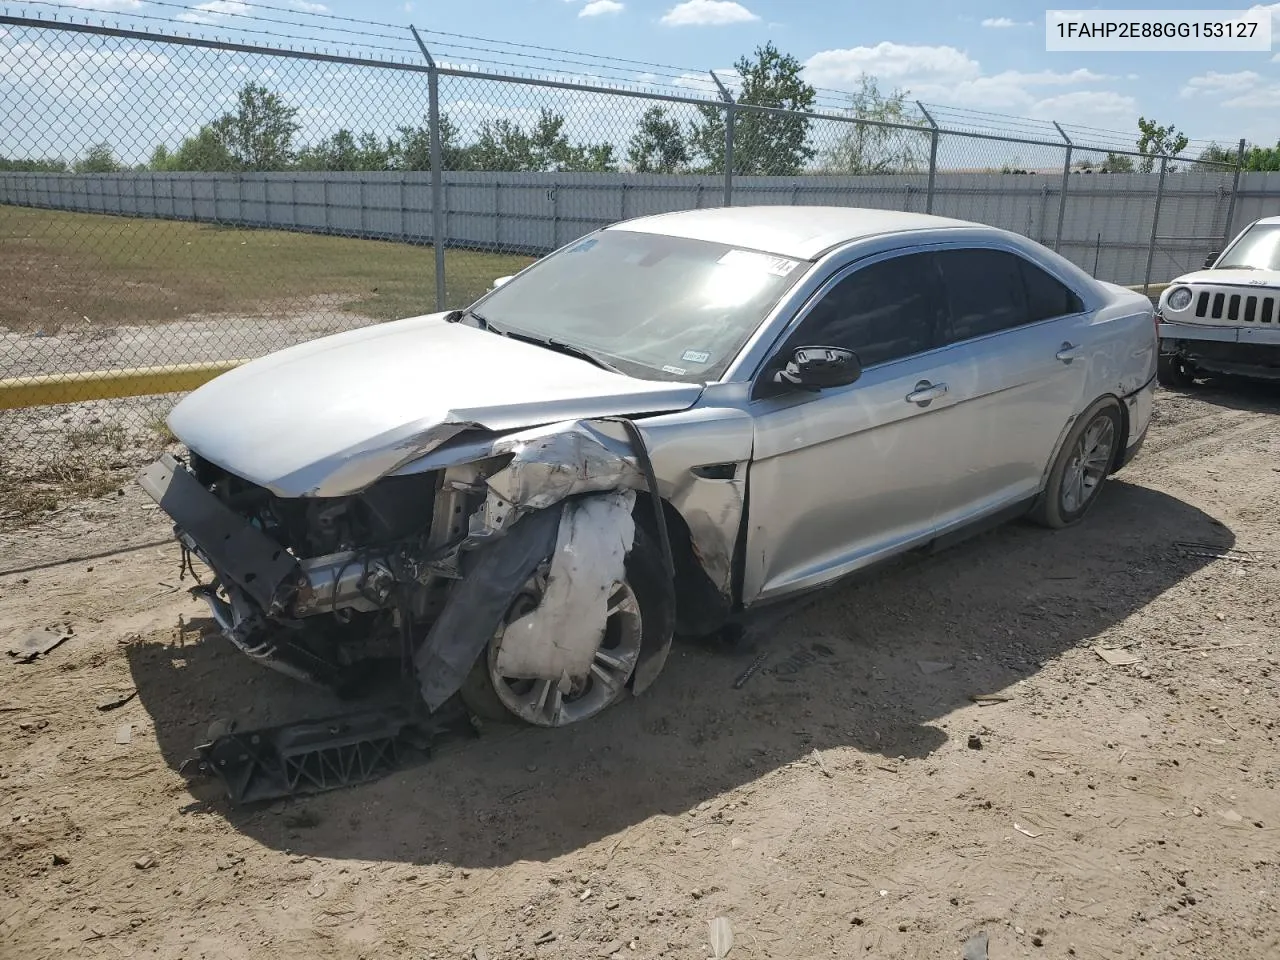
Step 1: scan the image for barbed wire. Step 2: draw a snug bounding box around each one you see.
[2,2,1225,154]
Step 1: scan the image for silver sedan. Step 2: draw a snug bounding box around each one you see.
[141,206,1157,728]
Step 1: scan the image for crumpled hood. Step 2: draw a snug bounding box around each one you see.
[1169,268,1280,288]
[168,313,703,498]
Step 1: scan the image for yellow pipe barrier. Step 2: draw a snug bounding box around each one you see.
[0,360,249,411]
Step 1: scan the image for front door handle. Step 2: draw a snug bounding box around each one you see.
[1055,342,1080,363]
[905,380,949,406]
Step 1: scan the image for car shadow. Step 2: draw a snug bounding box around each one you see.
[126,479,1227,868]
[1177,377,1280,414]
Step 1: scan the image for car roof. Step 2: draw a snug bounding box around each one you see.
[607,205,981,260]
[1253,216,1280,226]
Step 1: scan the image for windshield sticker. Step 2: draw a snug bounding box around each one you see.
[662,364,688,376]
[717,249,800,277]
[681,349,712,364]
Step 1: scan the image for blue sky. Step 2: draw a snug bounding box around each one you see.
[357,0,1275,144]
[3,0,1278,162]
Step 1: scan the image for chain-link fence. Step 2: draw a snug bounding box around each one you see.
[0,14,1255,560]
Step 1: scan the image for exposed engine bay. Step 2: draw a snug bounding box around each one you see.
[139,419,689,741]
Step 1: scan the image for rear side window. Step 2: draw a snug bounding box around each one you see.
[788,253,942,367]
[937,249,1084,343]
[1021,260,1085,321]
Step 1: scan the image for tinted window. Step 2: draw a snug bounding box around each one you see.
[937,249,1028,341]
[788,253,941,367]
[1021,260,1084,321]
[938,249,1083,342]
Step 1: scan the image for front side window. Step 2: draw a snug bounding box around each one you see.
[936,248,1084,343]
[471,229,808,381]
[782,253,943,369]
[1217,223,1280,271]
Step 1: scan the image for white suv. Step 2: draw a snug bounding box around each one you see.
[1156,216,1280,387]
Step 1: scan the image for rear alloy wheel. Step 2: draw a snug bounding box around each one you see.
[1157,352,1196,389]
[459,528,671,728]
[1031,400,1122,529]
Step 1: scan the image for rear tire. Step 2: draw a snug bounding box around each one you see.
[459,524,674,728]
[1031,399,1122,530]
[1157,352,1195,389]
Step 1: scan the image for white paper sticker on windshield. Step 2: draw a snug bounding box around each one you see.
[717,249,800,277]
[662,364,688,376]
[681,349,711,364]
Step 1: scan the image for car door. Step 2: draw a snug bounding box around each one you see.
[742,251,971,605]
[926,247,1092,533]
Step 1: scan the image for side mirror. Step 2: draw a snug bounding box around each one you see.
[771,346,862,392]
[491,275,514,290]
[1203,253,1218,269]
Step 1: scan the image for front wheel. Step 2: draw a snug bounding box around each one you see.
[459,525,674,728]
[1030,400,1122,529]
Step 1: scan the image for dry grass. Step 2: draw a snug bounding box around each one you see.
[0,205,535,331]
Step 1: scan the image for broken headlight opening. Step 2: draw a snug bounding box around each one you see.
[140,419,677,803]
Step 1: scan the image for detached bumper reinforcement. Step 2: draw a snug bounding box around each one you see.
[139,454,301,612]
[181,707,436,805]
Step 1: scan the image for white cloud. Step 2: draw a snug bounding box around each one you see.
[402,1,413,11]
[287,0,329,11]
[53,0,143,8]
[1273,52,1280,62]
[1032,90,1137,122]
[177,1,250,23]
[661,0,759,27]
[1181,71,1263,97]
[805,42,980,85]
[805,42,1116,113]
[1249,3,1280,27]
[580,0,625,16]
[981,17,1031,28]
[1222,83,1280,109]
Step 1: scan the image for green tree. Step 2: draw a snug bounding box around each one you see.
[295,129,392,171]
[627,105,690,173]
[689,42,817,175]
[1244,143,1280,171]
[0,156,69,172]
[387,115,468,170]
[215,82,301,171]
[1136,117,1189,173]
[151,126,237,172]
[820,73,922,174]
[465,109,616,172]
[1100,152,1134,173]
[1197,142,1237,166]
[73,142,120,173]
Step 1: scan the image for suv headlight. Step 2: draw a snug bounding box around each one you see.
[1166,286,1193,312]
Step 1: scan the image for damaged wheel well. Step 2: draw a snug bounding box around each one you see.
[633,492,733,638]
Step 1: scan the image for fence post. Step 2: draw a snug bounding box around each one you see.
[1143,155,1169,296]
[1052,121,1072,254]
[917,101,938,215]
[1221,138,1246,252]
[711,71,734,207]
[411,25,447,311]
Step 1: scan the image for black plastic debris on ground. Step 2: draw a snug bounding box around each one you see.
[180,702,472,805]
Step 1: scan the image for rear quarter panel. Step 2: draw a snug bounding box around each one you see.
[1089,282,1157,449]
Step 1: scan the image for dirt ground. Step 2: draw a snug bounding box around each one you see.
[2,384,1279,960]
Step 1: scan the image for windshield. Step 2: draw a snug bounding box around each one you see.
[1217,223,1280,271]
[471,229,809,381]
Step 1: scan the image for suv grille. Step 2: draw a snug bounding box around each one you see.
[1193,289,1277,324]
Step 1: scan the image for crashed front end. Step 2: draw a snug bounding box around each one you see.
[139,418,674,723]
[1157,273,1280,381]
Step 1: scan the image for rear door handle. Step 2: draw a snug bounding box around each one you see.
[1055,342,1080,363]
[905,380,948,406]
